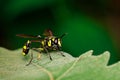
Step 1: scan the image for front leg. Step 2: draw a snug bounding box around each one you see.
[44,47,52,60]
[58,47,65,57]
[26,48,42,66]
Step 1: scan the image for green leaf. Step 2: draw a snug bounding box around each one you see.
[0,47,120,80]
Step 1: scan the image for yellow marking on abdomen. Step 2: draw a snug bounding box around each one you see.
[23,46,27,49]
[27,40,31,44]
[22,52,26,56]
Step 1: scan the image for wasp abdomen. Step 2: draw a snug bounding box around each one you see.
[22,40,31,56]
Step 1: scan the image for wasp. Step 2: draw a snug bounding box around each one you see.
[16,29,67,66]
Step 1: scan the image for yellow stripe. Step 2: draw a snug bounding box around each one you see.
[27,40,31,43]
[48,40,51,47]
[52,38,55,41]
[42,41,44,46]
[58,39,61,47]
[22,52,26,56]
[23,46,27,49]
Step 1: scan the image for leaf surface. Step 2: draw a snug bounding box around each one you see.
[0,47,120,80]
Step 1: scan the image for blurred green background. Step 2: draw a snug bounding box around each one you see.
[0,0,120,64]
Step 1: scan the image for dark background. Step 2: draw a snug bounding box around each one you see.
[0,0,120,64]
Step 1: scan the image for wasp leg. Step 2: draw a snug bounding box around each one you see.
[26,51,33,66]
[61,52,65,57]
[32,48,42,60]
[58,47,65,57]
[44,47,52,60]
[60,51,65,57]
[36,48,42,60]
[37,52,41,60]
[26,48,42,66]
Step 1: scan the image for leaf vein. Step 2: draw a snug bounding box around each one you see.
[56,57,81,80]
[32,63,54,80]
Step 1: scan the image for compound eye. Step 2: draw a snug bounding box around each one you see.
[54,39,58,44]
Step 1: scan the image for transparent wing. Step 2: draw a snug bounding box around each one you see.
[43,29,53,36]
[16,34,41,38]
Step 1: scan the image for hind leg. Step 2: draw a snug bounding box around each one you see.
[26,47,42,66]
[26,50,33,66]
